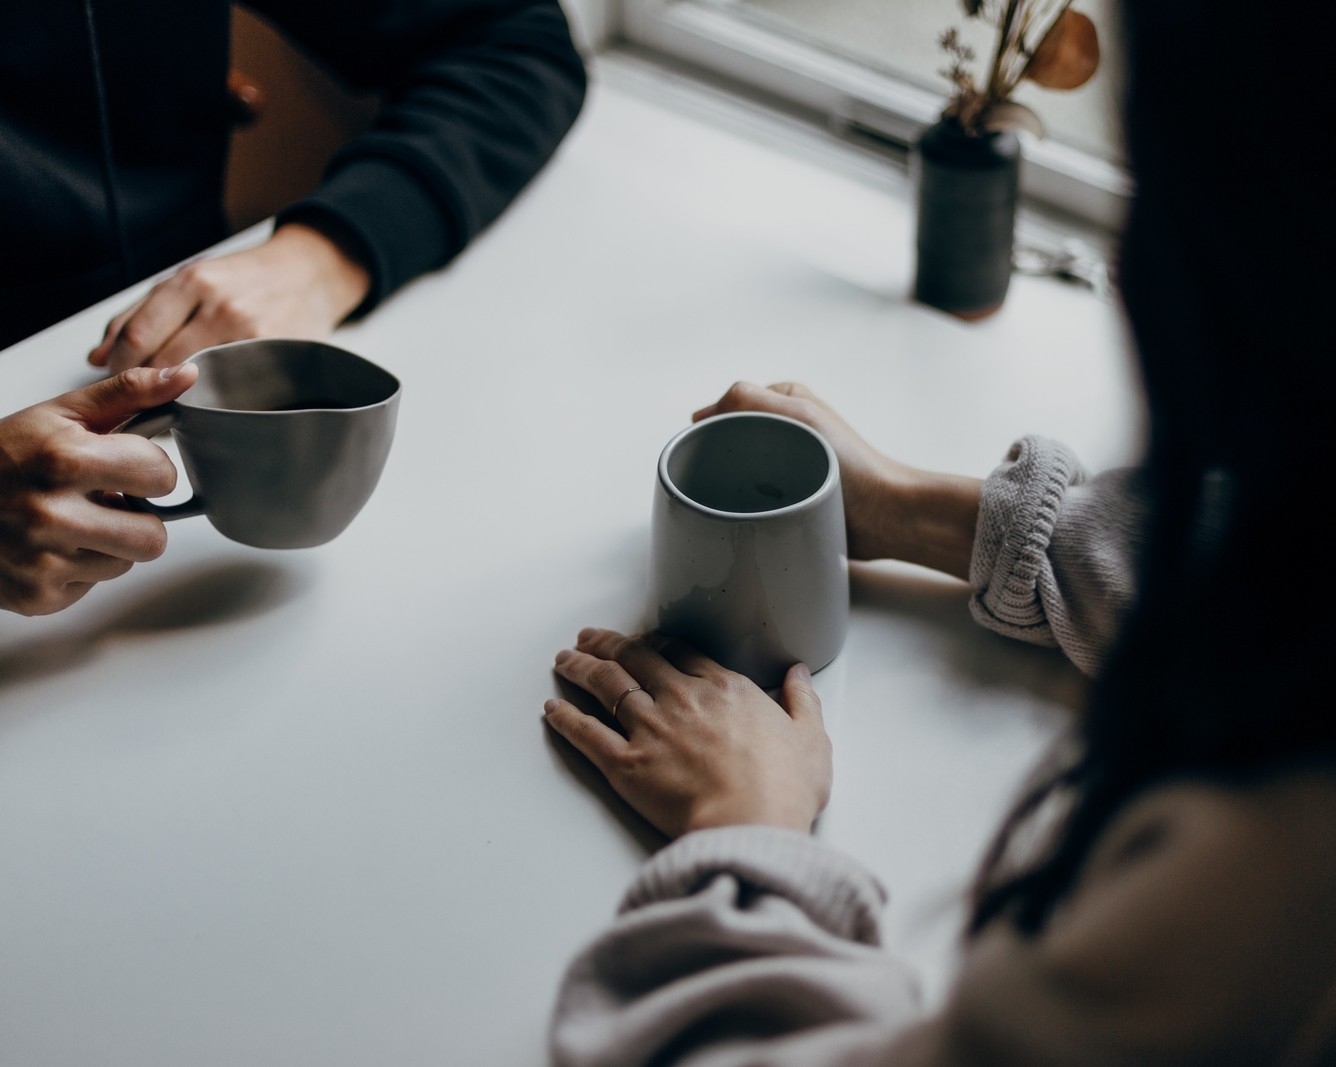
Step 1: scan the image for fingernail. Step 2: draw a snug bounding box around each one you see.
[543,699,561,714]
[793,662,812,682]
[554,649,574,665]
[158,364,183,380]
[577,627,599,644]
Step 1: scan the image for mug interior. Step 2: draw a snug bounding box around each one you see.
[182,339,399,412]
[664,414,831,514]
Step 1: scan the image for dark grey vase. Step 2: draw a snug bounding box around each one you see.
[912,116,1021,320]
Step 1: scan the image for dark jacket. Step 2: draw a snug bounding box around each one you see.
[0,0,586,349]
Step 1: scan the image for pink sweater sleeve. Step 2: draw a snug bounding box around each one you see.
[550,826,923,1067]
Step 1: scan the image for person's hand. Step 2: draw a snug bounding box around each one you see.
[0,363,200,616]
[88,223,371,374]
[695,381,982,581]
[696,381,908,561]
[544,627,832,839]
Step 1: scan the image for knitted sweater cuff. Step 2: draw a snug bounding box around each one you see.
[621,826,889,947]
[968,435,1087,642]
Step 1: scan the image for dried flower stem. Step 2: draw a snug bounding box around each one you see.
[1006,0,1073,97]
[941,0,1093,135]
[980,0,1074,102]
[985,0,1022,102]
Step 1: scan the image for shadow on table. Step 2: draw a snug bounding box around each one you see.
[0,559,311,691]
[850,561,1091,715]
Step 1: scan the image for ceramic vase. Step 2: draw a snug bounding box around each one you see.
[912,116,1021,321]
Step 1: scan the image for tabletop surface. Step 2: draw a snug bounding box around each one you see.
[0,54,1144,1066]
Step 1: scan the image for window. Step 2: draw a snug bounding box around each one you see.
[621,0,1130,230]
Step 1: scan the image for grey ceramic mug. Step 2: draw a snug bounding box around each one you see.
[117,338,401,549]
[651,411,849,688]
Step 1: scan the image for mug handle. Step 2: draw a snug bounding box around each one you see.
[115,403,207,520]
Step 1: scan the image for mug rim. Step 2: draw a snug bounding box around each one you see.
[176,338,401,414]
[657,411,840,520]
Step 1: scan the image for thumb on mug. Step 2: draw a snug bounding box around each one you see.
[58,363,201,434]
[780,662,824,725]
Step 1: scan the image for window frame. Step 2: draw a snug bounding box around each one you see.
[619,0,1132,231]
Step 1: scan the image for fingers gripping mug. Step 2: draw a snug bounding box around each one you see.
[117,339,401,549]
[651,411,849,688]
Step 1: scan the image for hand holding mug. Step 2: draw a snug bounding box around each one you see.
[696,382,982,581]
[545,627,832,840]
[652,410,849,687]
[117,338,401,549]
[0,365,199,615]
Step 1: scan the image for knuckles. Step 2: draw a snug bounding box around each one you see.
[608,744,653,778]
[705,670,753,699]
[114,261,266,365]
[773,388,821,427]
[0,554,71,616]
[116,317,158,358]
[29,437,89,488]
[718,380,817,422]
[586,657,625,693]
[175,261,214,292]
[6,485,64,533]
[719,381,756,410]
[181,266,261,333]
[210,295,261,334]
[613,634,653,665]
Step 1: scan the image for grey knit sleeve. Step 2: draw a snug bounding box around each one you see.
[550,826,923,1067]
[968,436,1150,677]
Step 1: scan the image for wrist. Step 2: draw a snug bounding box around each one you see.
[684,795,819,837]
[270,222,372,324]
[890,467,983,581]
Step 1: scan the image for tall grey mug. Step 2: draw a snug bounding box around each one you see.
[651,411,849,688]
[117,338,401,549]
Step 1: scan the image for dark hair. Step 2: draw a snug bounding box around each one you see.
[969,0,1336,936]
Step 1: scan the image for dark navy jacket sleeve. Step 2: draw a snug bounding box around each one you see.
[254,0,587,310]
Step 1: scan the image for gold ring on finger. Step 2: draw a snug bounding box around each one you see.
[610,685,642,719]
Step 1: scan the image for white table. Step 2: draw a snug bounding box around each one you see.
[0,54,1144,1066]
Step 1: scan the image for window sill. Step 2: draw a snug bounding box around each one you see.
[592,46,1121,280]
[614,0,1132,232]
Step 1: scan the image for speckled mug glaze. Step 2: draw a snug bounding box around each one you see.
[651,412,849,688]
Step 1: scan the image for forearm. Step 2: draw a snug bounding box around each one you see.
[260,0,587,307]
[265,222,371,325]
[858,462,983,582]
[853,434,1148,677]
[691,383,983,581]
